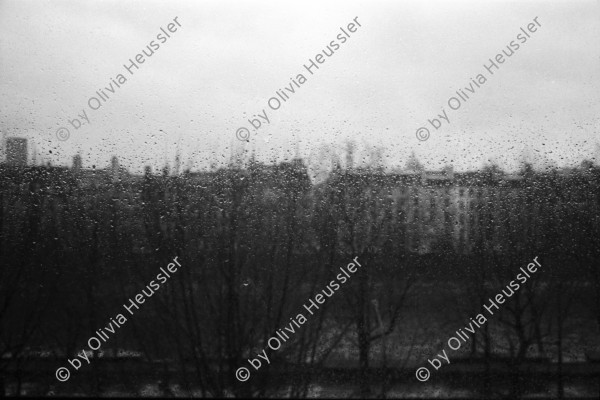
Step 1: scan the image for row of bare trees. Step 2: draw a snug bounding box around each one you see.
[0,161,599,397]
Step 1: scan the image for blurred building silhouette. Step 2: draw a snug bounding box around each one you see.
[1,150,598,257]
[329,164,599,255]
[5,137,27,166]
[72,154,82,172]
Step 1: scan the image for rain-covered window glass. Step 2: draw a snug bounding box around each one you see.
[1,1,599,399]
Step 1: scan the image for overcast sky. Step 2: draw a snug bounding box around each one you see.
[1,0,599,174]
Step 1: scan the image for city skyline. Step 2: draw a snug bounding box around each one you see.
[3,136,598,181]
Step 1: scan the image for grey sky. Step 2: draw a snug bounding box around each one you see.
[1,0,599,174]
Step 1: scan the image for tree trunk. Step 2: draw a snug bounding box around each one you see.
[357,266,370,397]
